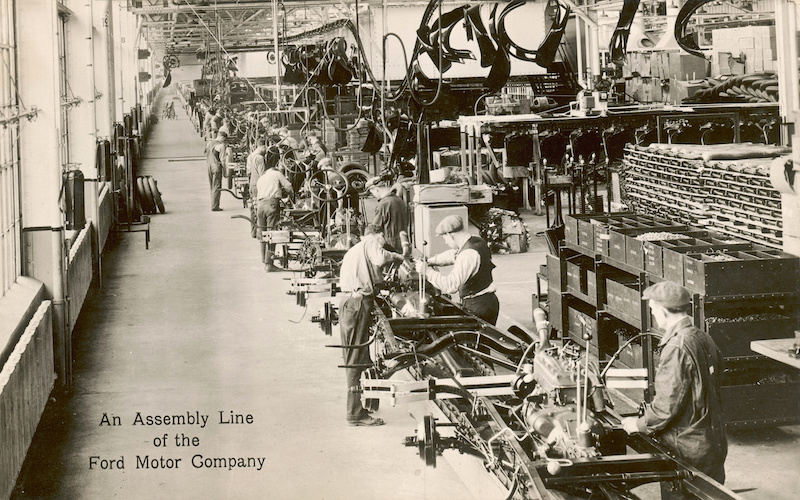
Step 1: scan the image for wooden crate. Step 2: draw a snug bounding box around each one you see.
[684,249,800,297]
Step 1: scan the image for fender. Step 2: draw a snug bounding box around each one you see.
[609,0,641,66]
[675,0,716,58]
[535,1,571,69]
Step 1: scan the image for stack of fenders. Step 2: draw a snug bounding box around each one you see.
[621,144,784,248]
[543,212,800,427]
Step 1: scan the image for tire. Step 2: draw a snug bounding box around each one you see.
[141,177,154,211]
[136,177,152,214]
[339,161,363,173]
[148,176,166,213]
[343,168,372,197]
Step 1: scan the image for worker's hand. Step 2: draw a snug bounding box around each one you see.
[414,259,426,274]
[392,253,405,263]
[621,417,640,435]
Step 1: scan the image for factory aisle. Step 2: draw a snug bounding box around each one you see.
[10,94,474,500]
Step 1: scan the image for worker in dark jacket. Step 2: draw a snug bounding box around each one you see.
[622,281,727,495]
[416,215,499,325]
[366,176,409,252]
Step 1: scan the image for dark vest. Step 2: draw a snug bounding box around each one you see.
[460,236,495,298]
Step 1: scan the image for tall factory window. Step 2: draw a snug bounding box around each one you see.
[0,0,21,298]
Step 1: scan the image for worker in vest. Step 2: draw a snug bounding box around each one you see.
[415,215,499,325]
[622,282,727,497]
[206,131,228,212]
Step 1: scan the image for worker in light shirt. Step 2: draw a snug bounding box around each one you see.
[338,225,405,426]
[415,215,499,325]
[255,162,293,272]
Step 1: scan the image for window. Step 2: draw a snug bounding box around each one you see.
[0,0,21,298]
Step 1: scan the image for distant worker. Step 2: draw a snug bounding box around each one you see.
[621,282,727,495]
[255,159,293,272]
[338,225,405,426]
[209,109,224,139]
[277,127,299,150]
[416,215,499,325]
[365,177,409,252]
[206,131,228,212]
[202,107,215,139]
[247,137,268,238]
[219,117,232,137]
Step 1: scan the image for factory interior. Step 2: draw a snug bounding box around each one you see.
[1,0,799,499]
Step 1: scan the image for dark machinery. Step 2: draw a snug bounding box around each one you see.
[316,263,742,500]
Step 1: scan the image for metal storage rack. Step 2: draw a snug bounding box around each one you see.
[544,212,800,427]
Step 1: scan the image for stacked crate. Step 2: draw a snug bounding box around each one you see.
[549,213,800,427]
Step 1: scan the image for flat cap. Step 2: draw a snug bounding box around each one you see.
[435,215,464,235]
[642,281,691,308]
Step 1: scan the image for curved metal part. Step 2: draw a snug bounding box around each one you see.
[535,1,571,69]
[414,331,525,359]
[486,4,512,92]
[675,0,715,58]
[494,0,538,63]
[609,0,641,66]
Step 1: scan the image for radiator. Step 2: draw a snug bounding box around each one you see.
[67,223,93,332]
[98,183,112,252]
[0,301,54,499]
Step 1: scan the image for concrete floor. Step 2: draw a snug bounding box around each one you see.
[11,89,800,500]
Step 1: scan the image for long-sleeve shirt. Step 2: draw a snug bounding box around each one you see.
[636,316,727,482]
[339,236,399,297]
[426,240,495,297]
[255,168,292,200]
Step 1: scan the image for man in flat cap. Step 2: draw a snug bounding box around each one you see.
[621,281,727,495]
[366,176,409,253]
[416,215,499,324]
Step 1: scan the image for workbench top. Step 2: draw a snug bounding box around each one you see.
[750,338,800,369]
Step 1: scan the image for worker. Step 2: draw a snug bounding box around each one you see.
[365,176,409,252]
[219,117,232,137]
[416,215,499,325]
[277,127,299,150]
[247,137,268,238]
[621,282,727,495]
[207,108,224,139]
[206,130,228,212]
[202,106,215,139]
[338,224,405,426]
[255,158,293,272]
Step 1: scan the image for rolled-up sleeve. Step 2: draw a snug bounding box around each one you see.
[637,344,691,434]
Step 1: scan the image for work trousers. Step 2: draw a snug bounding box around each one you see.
[463,292,500,325]
[257,199,281,263]
[208,165,223,210]
[338,295,373,421]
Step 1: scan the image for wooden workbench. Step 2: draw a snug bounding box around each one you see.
[750,338,800,369]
